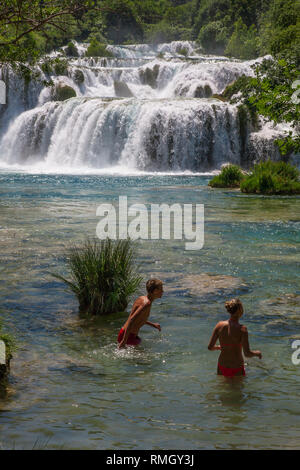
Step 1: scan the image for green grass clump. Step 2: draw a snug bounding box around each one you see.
[208,164,245,188]
[53,238,142,316]
[241,161,300,195]
[85,39,113,58]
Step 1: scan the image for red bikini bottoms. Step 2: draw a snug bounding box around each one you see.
[117,328,141,346]
[218,363,245,377]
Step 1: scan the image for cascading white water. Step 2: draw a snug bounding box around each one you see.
[0,41,289,173]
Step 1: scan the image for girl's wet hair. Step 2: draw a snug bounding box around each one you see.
[146,278,163,294]
[225,298,243,315]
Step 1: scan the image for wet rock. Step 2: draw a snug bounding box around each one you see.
[139,64,160,89]
[73,69,84,85]
[51,83,76,101]
[212,94,227,102]
[194,84,212,98]
[114,80,134,98]
[65,41,79,57]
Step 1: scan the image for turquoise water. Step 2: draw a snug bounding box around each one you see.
[0,172,300,449]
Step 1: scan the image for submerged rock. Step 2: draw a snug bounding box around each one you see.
[114,80,134,97]
[259,294,300,319]
[160,273,248,297]
[180,273,248,296]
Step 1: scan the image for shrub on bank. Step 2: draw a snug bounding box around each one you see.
[85,39,113,58]
[240,161,300,195]
[53,238,142,316]
[208,164,245,188]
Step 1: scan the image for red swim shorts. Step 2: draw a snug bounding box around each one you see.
[218,363,245,378]
[117,328,141,346]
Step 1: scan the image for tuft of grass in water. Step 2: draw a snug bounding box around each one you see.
[241,160,300,195]
[208,164,245,188]
[52,238,142,316]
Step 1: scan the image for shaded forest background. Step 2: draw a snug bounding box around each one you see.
[0,0,299,63]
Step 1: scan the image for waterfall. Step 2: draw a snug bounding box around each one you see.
[0,42,291,173]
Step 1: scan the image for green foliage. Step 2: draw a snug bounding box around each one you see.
[192,0,299,60]
[52,238,142,316]
[208,164,245,188]
[258,0,299,62]
[225,19,259,59]
[223,58,300,154]
[0,1,91,62]
[275,134,300,156]
[85,38,113,57]
[0,0,298,63]
[103,0,144,44]
[40,59,53,76]
[53,58,69,76]
[144,21,192,44]
[197,21,229,55]
[240,160,300,195]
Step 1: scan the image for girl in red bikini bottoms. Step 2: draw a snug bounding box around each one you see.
[208,298,262,377]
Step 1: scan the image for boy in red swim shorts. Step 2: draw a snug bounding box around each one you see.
[118,279,163,349]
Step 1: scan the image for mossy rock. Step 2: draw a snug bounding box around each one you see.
[176,46,189,56]
[114,80,134,98]
[52,84,76,101]
[194,84,212,98]
[212,94,227,102]
[65,41,79,57]
[73,69,84,85]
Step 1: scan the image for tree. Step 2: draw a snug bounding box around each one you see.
[0,0,110,62]
[225,18,258,59]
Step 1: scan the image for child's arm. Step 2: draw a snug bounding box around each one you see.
[146,321,161,331]
[241,327,262,358]
[208,323,221,351]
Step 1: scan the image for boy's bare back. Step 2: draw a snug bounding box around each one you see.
[122,296,152,335]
